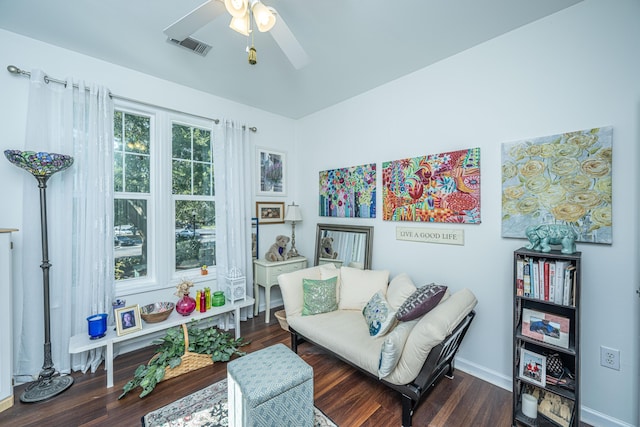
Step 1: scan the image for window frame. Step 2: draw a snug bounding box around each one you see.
[113,100,217,296]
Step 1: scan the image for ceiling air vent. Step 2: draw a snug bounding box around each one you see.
[167,37,212,57]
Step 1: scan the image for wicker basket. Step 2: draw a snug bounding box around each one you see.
[274,310,288,331]
[157,324,213,381]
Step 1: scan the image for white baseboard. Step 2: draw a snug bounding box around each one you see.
[455,357,637,427]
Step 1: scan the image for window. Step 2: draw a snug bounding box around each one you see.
[113,110,151,281]
[113,102,216,292]
[172,122,216,271]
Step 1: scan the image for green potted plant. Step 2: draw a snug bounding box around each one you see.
[119,321,249,398]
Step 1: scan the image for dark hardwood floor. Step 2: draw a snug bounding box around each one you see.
[0,309,579,427]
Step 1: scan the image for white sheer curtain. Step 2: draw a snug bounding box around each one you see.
[213,120,254,319]
[12,70,114,381]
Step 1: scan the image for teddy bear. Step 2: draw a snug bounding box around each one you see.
[320,236,338,259]
[265,235,290,261]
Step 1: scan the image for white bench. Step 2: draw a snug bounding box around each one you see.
[69,297,254,388]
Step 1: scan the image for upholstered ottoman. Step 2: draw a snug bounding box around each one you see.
[227,343,314,427]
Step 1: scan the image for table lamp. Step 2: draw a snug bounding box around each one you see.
[284,202,302,259]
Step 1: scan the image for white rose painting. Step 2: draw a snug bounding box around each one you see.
[501,126,612,244]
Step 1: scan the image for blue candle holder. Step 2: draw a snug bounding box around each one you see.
[87,313,108,339]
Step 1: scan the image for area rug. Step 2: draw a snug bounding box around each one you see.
[141,378,337,427]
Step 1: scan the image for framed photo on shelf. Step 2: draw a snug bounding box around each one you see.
[256,201,285,224]
[521,308,570,349]
[522,384,574,427]
[519,348,546,387]
[115,305,142,336]
[256,147,286,196]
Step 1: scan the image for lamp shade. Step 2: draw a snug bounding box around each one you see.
[229,14,250,36]
[251,2,276,32]
[285,204,302,222]
[224,0,248,18]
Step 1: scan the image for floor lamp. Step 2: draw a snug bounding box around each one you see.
[4,150,74,402]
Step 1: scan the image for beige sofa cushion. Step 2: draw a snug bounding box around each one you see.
[384,288,477,385]
[338,266,390,310]
[386,273,418,309]
[378,287,451,378]
[288,310,383,375]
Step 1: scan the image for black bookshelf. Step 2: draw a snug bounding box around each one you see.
[512,247,581,427]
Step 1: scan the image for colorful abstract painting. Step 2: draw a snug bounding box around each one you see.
[501,126,612,243]
[382,148,481,223]
[319,163,376,218]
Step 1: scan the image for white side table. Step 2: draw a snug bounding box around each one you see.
[253,257,307,323]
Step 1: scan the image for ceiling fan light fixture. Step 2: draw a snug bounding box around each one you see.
[229,14,250,36]
[224,0,248,18]
[251,1,276,32]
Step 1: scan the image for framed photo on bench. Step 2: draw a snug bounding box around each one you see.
[115,305,142,336]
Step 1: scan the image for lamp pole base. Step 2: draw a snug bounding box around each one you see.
[20,374,73,403]
[286,248,300,259]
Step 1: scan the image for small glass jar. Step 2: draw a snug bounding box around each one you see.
[212,291,225,307]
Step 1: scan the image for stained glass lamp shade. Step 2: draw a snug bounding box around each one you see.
[4,149,74,402]
[4,150,73,179]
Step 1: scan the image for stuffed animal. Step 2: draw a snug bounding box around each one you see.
[265,235,290,262]
[320,236,338,259]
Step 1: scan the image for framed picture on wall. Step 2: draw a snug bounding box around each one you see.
[256,147,286,196]
[256,202,285,224]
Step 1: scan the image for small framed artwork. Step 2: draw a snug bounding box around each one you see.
[251,217,259,259]
[257,147,286,196]
[115,305,142,336]
[256,202,285,224]
[519,348,546,387]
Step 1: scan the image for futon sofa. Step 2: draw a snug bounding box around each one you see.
[278,264,477,427]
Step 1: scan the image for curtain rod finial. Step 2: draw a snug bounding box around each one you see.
[7,65,20,74]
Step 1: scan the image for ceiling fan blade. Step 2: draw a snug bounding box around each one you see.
[163,0,226,41]
[269,12,310,69]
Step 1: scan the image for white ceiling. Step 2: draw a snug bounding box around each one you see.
[0,0,582,119]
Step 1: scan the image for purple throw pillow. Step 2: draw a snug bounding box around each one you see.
[395,283,447,321]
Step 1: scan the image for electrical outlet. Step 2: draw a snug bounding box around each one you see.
[600,346,620,370]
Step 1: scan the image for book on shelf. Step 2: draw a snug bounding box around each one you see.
[543,261,550,301]
[554,260,571,304]
[516,258,524,296]
[530,258,538,299]
[548,262,556,303]
[523,260,531,297]
[563,265,576,306]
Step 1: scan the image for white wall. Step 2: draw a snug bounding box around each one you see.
[296,1,639,426]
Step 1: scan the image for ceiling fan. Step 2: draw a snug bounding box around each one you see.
[163,0,310,69]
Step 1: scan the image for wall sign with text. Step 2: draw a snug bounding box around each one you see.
[395,227,464,245]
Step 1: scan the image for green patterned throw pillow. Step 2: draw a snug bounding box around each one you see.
[302,276,338,316]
